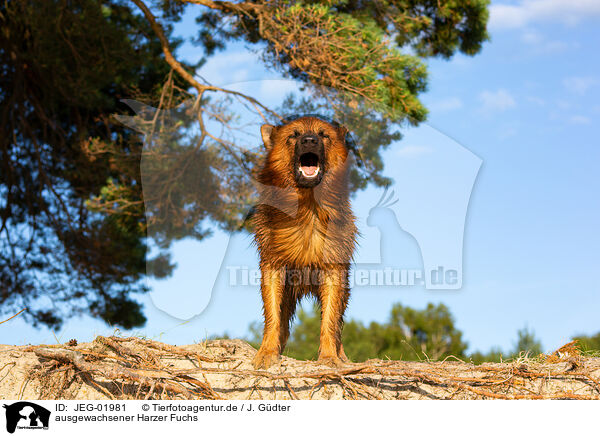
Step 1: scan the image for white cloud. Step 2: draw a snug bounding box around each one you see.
[429,97,464,112]
[520,29,570,54]
[526,96,546,106]
[396,145,432,158]
[539,40,570,53]
[521,30,543,45]
[479,89,517,112]
[568,115,592,125]
[499,126,519,140]
[259,79,300,100]
[490,4,529,29]
[563,76,598,95]
[556,100,572,110]
[196,51,256,85]
[231,69,249,83]
[192,52,302,105]
[490,0,600,30]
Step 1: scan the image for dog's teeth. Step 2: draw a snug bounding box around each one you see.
[300,166,319,178]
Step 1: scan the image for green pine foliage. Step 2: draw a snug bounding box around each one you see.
[0,0,194,328]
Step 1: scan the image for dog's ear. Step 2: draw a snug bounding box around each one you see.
[261,124,276,149]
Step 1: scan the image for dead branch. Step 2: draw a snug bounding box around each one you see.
[0,308,26,325]
[33,346,217,399]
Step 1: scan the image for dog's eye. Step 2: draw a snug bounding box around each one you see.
[289,131,300,140]
[318,131,329,139]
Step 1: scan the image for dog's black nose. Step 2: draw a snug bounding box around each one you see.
[299,134,319,147]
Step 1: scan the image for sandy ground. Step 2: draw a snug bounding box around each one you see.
[0,337,599,400]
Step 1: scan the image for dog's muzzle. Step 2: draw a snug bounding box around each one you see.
[295,134,325,187]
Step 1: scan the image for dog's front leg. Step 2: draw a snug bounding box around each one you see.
[317,267,349,367]
[253,265,285,369]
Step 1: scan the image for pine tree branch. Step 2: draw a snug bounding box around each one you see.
[131,0,207,93]
[181,0,262,15]
[131,0,279,121]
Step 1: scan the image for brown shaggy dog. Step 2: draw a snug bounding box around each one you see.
[252,116,357,369]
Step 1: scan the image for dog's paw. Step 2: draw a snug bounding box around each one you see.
[317,354,344,368]
[252,349,280,369]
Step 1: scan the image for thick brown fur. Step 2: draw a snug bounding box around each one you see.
[252,116,357,369]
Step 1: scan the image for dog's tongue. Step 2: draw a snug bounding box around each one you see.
[301,165,318,176]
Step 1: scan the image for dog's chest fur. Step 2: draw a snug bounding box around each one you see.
[271,202,328,266]
[256,195,353,268]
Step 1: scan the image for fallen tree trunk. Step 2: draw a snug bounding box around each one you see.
[0,337,598,400]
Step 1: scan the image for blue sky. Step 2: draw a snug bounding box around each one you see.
[2,0,599,355]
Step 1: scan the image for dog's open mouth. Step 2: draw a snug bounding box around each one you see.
[299,152,320,178]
